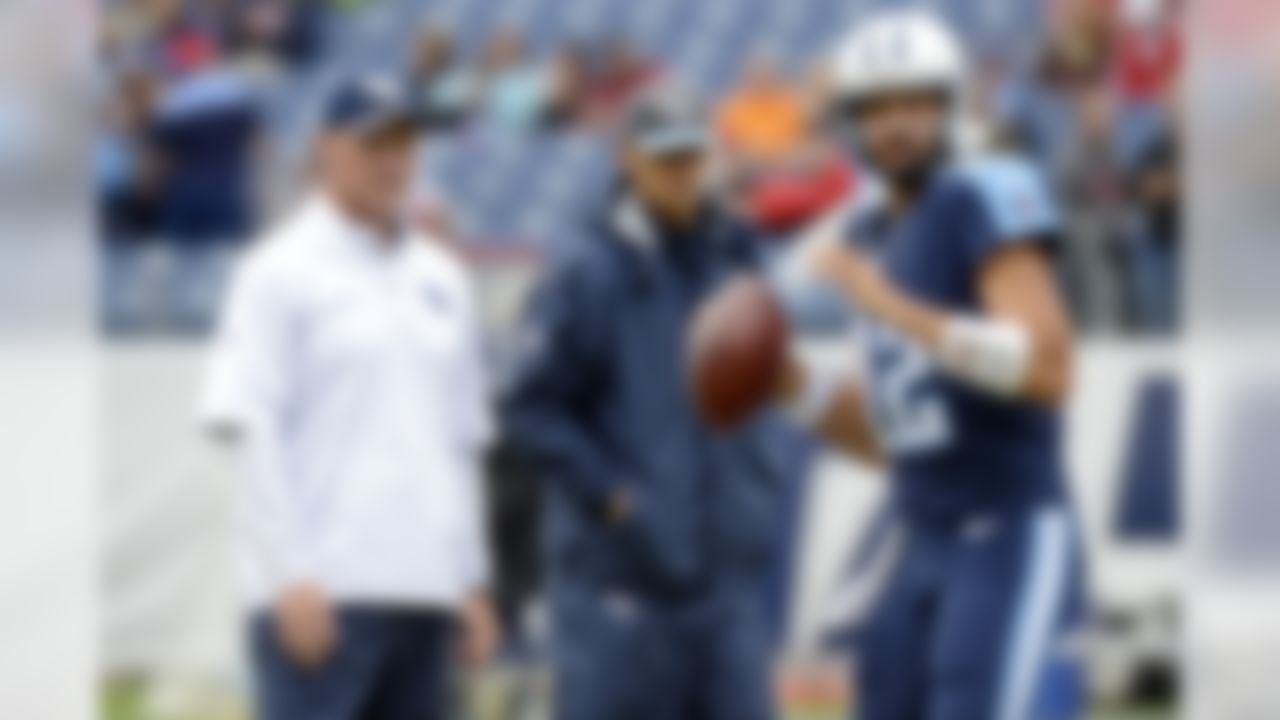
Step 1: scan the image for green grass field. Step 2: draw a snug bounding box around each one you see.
[103,679,1175,720]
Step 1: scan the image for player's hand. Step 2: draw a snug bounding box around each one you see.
[458,591,501,670]
[811,240,894,317]
[814,239,896,315]
[604,488,635,528]
[273,581,339,670]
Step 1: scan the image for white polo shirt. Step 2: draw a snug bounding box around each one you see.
[200,194,494,610]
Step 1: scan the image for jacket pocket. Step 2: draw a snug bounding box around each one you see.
[614,492,702,594]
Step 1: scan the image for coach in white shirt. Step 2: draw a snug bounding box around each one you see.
[201,74,498,720]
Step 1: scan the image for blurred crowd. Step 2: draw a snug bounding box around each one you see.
[97,0,331,330]
[96,0,1182,336]
[410,28,660,133]
[994,0,1183,334]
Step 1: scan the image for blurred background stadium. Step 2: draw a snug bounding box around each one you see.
[96,0,1181,717]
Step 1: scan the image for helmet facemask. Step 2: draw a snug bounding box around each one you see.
[834,85,957,196]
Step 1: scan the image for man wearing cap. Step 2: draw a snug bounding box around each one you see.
[200,74,499,719]
[504,84,781,720]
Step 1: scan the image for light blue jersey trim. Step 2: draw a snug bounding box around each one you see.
[953,155,1060,241]
[998,508,1072,720]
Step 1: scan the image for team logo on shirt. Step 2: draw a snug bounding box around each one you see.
[421,284,452,315]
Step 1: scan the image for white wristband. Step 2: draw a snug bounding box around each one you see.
[937,316,1031,397]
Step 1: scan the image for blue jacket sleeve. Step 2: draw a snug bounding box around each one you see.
[502,256,621,516]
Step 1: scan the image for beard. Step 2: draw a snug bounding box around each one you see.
[878,141,948,199]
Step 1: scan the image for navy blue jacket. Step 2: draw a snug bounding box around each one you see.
[503,196,782,600]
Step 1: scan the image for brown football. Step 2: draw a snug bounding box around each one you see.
[686,274,790,430]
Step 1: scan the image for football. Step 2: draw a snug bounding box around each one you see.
[686,274,790,430]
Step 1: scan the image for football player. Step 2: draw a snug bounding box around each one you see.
[779,10,1086,720]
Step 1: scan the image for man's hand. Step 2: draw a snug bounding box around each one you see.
[604,488,635,528]
[273,582,339,670]
[810,240,894,318]
[458,592,501,670]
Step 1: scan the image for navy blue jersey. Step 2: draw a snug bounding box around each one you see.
[849,154,1065,520]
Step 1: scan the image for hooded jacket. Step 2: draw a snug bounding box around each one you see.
[503,194,783,600]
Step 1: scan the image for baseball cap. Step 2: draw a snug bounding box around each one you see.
[323,73,420,134]
[621,82,710,155]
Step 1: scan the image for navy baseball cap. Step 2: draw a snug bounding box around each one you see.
[621,82,710,155]
[323,73,420,134]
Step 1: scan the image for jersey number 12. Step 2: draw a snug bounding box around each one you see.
[869,327,952,454]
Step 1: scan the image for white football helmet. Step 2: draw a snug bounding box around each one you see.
[830,9,969,106]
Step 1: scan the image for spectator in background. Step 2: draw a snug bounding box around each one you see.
[99,69,163,247]
[97,0,336,333]
[998,0,1183,334]
[99,68,165,330]
[583,36,658,121]
[727,59,857,238]
[274,0,326,67]
[716,53,807,165]
[1056,0,1117,64]
[411,26,476,129]
[479,29,551,132]
[1124,108,1180,333]
[150,33,261,330]
[997,0,1132,332]
[998,0,1115,173]
[1114,0,1182,334]
[207,0,323,71]
[542,44,590,129]
[1113,0,1181,104]
[223,0,292,85]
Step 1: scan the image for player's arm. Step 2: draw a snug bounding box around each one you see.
[972,244,1073,404]
[815,241,1072,407]
[775,355,884,465]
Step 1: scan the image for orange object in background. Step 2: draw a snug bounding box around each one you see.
[718,89,807,160]
[717,57,809,161]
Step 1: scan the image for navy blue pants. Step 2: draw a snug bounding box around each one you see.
[551,582,773,720]
[250,606,454,720]
[845,503,1086,720]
